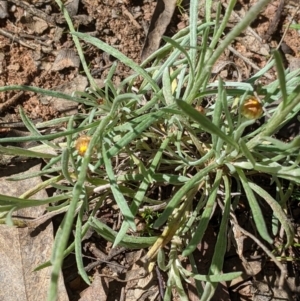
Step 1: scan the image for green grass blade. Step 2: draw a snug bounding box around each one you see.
[106,109,171,160]
[209,0,236,50]
[7,167,62,181]
[55,0,96,88]
[239,139,256,168]
[211,79,225,150]
[0,85,86,103]
[0,194,68,207]
[189,0,199,66]
[19,175,64,199]
[162,67,174,105]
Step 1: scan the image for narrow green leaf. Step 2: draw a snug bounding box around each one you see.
[239,139,255,168]
[201,175,231,299]
[182,169,223,257]
[72,32,160,93]
[19,107,57,149]
[157,249,167,272]
[195,271,242,282]
[0,145,56,159]
[273,50,287,107]
[0,194,68,207]
[163,36,195,77]
[211,79,224,150]
[188,254,204,296]
[114,136,171,248]
[90,217,157,249]
[233,161,300,183]
[106,110,170,160]
[176,99,238,149]
[248,182,294,247]
[236,168,273,244]
[61,149,74,184]
[75,206,90,285]
[5,207,15,226]
[102,142,136,234]
[179,265,242,282]
[8,167,62,181]
[154,161,219,228]
[162,67,174,105]
[35,199,103,273]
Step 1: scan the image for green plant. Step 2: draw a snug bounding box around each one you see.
[176,0,187,15]
[140,208,161,236]
[0,0,299,300]
[289,23,300,30]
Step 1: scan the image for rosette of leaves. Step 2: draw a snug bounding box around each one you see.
[0,0,299,300]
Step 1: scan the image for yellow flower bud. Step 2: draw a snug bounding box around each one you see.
[75,135,91,156]
[241,97,263,119]
[195,105,206,115]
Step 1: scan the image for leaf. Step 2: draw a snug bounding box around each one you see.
[273,50,287,107]
[176,99,239,149]
[183,170,223,256]
[102,142,136,233]
[75,206,90,285]
[248,182,294,247]
[236,168,273,244]
[141,0,177,61]
[200,175,231,300]
[89,217,157,249]
[0,164,68,301]
[179,265,242,282]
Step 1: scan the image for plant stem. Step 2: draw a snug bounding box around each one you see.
[187,0,273,104]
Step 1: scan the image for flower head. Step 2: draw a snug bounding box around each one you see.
[241,97,263,119]
[75,135,91,156]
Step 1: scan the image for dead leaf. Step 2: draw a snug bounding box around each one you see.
[51,49,80,71]
[141,0,177,61]
[64,0,80,17]
[40,74,88,115]
[0,164,68,301]
[79,272,108,301]
[0,0,8,19]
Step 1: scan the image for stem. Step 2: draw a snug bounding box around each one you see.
[187,0,273,104]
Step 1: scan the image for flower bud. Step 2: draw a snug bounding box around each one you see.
[75,135,91,156]
[241,97,263,119]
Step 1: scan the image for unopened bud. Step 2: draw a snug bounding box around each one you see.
[241,97,263,119]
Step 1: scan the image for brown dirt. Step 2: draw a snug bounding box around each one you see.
[0,0,300,300]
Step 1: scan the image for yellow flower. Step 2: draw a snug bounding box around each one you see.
[75,135,91,156]
[241,97,263,119]
[195,105,206,115]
